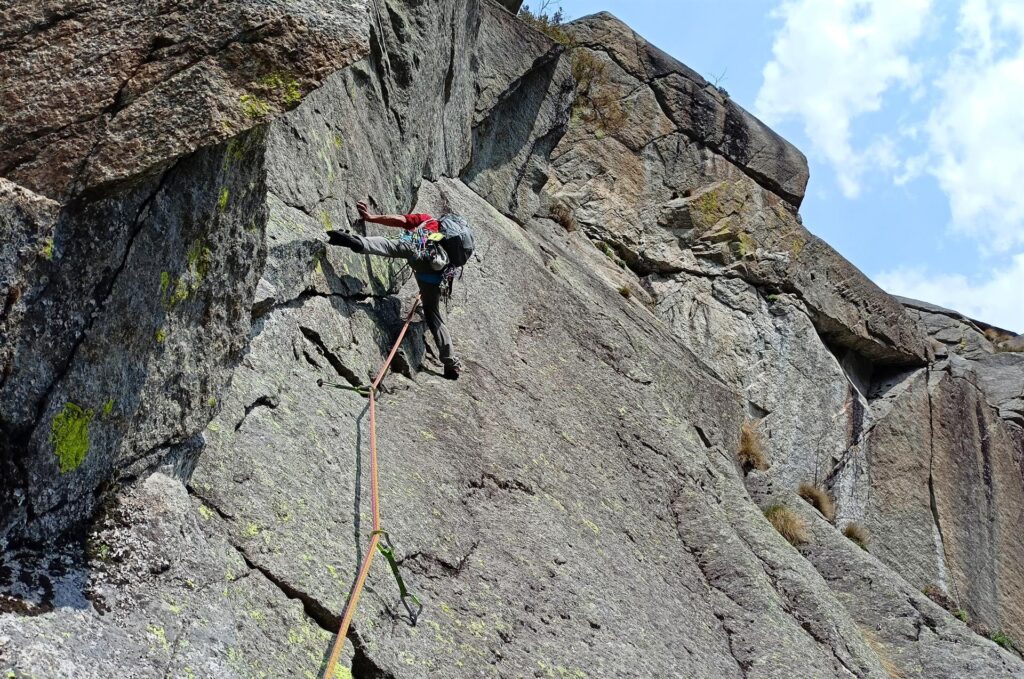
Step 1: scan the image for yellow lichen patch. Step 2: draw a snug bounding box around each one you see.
[240,93,270,119]
[51,402,95,473]
[155,328,168,344]
[735,232,756,258]
[198,504,214,521]
[259,71,302,109]
[217,187,230,213]
[319,211,333,231]
[694,187,724,224]
[187,240,212,283]
[147,625,171,653]
[102,398,115,418]
[243,522,260,538]
[39,238,55,260]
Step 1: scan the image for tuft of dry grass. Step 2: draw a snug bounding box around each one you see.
[798,482,835,522]
[844,522,869,551]
[549,201,576,232]
[738,421,769,472]
[983,327,1023,353]
[618,285,632,298]
[984,327,1013,344]
[861,628,906,679]
[764,504,810,546]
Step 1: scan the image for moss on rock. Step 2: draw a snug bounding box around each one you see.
[50,402,95,473]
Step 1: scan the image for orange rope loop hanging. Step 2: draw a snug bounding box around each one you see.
[321,294,421,679]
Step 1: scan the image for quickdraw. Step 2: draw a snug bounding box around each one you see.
[373,530,423,623]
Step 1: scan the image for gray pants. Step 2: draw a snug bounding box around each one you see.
[359,236,458,367]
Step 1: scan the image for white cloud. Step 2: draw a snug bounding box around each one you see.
[876,252,1024,331]
[756,0,933,198]
[925,0,1024,252]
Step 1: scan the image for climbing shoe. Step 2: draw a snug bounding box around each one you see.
[442,358,462,381]
[326,230,364,252]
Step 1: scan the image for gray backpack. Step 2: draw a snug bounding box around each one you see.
[437,215,475,268]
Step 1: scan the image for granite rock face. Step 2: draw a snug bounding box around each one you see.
[2,3,1023,678]
[0,0,371,199]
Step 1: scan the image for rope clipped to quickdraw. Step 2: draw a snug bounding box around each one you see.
[320,295,422,679]
[373,530,423,624]
[317,379,370,398]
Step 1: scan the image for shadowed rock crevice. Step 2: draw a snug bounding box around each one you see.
[300,326,366,389]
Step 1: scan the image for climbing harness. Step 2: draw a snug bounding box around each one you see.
[320,294,423,679]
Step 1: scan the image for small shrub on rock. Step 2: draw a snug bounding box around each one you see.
[738,421,768,472]
[844,522,869,551]
[571,50,628,136]
[764,504,809,546]
[519,3,573,45]
[990,630,1019,653]
[618,285,632,298]
[798,482,835,522]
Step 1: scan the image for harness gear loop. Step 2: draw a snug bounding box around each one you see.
[321,294,422,679]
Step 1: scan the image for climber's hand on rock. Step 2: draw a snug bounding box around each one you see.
[356,201,371,221]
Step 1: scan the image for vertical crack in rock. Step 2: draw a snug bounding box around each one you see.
[29,162,178,425]
[926,371,955,599]
[3,162,179,530]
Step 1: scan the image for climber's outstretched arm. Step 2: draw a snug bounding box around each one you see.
[357,201,412,229]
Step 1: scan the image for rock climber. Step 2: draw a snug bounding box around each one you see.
[326,201,463,380]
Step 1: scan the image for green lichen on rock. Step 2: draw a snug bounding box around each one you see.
[217,187,230,213]
[240,93,271,119]
[162,241,212,309]
[695,189,723,223]
[50,402,95,474]
[260,71,302,109]
[319,210,333,231]
[735,232,756,258]
[147,625,170,653]
[187,240,212,284]
[102,398,115,417]
[39,238,55,260]
[155,327,168,344]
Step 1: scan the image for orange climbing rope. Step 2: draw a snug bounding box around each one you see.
[322,294,422,679]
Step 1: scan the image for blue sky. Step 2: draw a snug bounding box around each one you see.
[552,0,1024,331]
